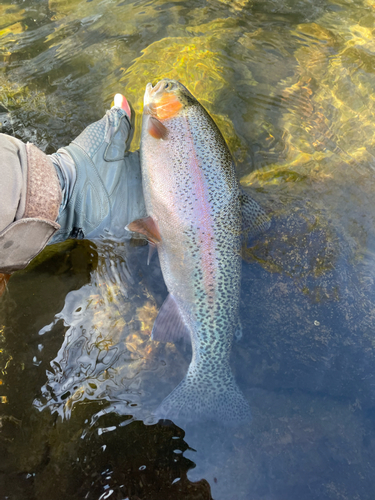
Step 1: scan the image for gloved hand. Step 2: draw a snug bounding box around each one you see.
[0,95,146,298]
[50,94,146,244]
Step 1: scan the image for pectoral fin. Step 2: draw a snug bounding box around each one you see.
[240,189,271,237]
[147,242,156,265]
[126,216,161,244]
[147,116,168,140]
[151,294,191,344]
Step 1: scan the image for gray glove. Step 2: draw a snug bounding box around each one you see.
[50,104,146,244]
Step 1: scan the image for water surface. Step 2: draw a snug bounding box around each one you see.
[1,0,375,498]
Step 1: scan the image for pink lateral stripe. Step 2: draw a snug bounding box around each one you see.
[183,117,217,311]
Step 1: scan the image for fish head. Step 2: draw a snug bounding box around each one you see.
[143,79,194,121]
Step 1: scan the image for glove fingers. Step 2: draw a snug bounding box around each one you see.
[114,94,131,119]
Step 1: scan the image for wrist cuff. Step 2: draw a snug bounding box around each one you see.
[24,143,62,221]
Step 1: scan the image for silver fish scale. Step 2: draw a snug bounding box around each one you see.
[141,86,251,424]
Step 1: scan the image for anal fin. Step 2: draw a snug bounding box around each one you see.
[152,294,191,344]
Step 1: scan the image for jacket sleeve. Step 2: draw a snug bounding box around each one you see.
[0,133,62,274]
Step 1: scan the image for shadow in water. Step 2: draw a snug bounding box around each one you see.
[34,415,213,500]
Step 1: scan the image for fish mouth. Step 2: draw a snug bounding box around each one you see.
[144,82,154,104]
[144,79,177,106]
[144,81,165,104]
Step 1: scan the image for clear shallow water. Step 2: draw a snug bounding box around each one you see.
[2,0,375,498]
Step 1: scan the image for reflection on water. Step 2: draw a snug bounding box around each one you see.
[34,240,183,422]
[2,0,375,498]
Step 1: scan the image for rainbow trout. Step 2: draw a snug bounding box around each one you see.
[128,79,269,425]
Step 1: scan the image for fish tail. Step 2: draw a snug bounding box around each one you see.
[154,369,251,426]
